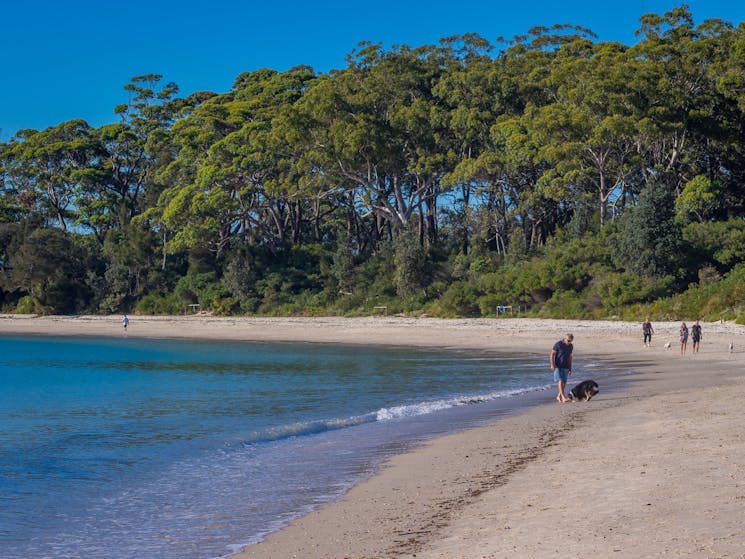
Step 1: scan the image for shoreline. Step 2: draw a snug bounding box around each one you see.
[3,315,745,558]
[3,314,742,352]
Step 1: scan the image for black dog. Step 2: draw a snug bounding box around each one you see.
[568,380,599,402]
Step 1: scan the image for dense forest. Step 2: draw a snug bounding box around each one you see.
[2,7,745,321]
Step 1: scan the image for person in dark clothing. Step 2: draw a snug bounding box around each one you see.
[642,318,654,347]
[691,320,703,353]
[550,333,574,403]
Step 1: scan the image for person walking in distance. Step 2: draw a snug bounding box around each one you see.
[691,320,702,353]
[679,322,689,355]
[642,317,654,347]
[550,333,574,403]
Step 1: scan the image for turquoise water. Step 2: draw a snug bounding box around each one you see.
[0,335,616,558]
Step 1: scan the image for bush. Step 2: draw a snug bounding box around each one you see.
[539,290,587,319]
[135,292,182,315]
[393,230,431,298]
[174,272,226,310]
[609,181,686,279]
[634,263,745,321]
[594,272,674,315]
[210,296,240,316]
[436,281,482,317]
[15,296,39,314]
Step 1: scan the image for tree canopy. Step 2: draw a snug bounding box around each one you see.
[3,7,745,321]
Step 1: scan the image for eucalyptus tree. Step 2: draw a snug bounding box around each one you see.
[489,109,561,250]
[300,42,448,246]
[714,22,745,213]
[294,73,374,254]
[75,75,182,240]
[386,43,455,245]
[217,65,326,248]
[631,8,738,195]
[449,26,598,252]
[530,38,646,227]
[432,34,500,253]
[257,99,342,245]
[4,120,101,231]
[0,141,26,223]
[142,71,264,257]
[718,22,745,114]
[150,91,257,254]
[2,225,93,313]
[151,66,318,254]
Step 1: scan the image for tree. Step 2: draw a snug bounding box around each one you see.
[675,175,724,222]
[536,39,648,226]
[393,228,431,298]
[5,226,92,313]
[5,120,100,231]
[632,7,737,194]
[151,67,319,254]
[98,223,161,312]
[610,180,685,278]
[79,75,183,239]
[435,34,503,254]
[300,43,447,243]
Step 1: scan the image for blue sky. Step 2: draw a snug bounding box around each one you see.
[1,0,742,139]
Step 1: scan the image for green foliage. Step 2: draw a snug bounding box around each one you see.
[3,8,745,321]
[5,227,94,313]
[330,244,356,293]
[594,272,675,315]
[174,271,226,311]
[4,120,102,232]
[135,292,182,315]
[393,230,432,298]
[632,263,745,321]
[682,218,745,268]
[609,181,686,279]
[539,290,588,319]
[14,296,38,314]
[435,281,483,317]
[675,175,723,222]
[99,224,161,312]
[222,247,261,312]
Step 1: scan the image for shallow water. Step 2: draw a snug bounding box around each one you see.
[0,335,623,559]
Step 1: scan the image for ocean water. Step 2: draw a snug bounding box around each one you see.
[0,334,622,559]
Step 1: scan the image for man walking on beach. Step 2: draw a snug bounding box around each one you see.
[550,333,574,403]
[642,317,654,347]
[692,320,702,353]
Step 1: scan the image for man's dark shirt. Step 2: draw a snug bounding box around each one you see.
[552,340,573,369]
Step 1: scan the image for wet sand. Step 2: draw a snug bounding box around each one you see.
[2,315,744,558]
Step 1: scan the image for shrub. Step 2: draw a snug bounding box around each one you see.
[15,296,38,314]
[393,230,431,298]
[135,292,182,315]
[539,290,587,318]
[437,281,482,317]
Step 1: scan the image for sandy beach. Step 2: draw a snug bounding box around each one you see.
[3,315,745,558]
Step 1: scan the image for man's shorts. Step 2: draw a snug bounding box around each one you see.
[553,368,569,383]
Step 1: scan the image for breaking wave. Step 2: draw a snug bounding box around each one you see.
[243,383,552,445]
